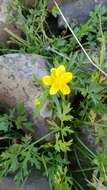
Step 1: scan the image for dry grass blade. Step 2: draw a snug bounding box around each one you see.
[54,0,107,77]
[87,176,107,190]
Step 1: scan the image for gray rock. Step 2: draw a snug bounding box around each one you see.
[0,170,50,190]
[23,0,36,8]
[58,0,107,28]
[58,0,95,28]
[0,54,52,139]
[95,0,107,6]
[0,0,23,46]
[80,125,101,152]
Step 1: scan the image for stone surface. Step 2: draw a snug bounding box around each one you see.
[0,170,50,190]
[0,0,23,46]
[58,0,95,28]
[0,54,52,139]
[95,0,107,6]
[80,125,101,152]
[23,0,36,8]
[57,0,107,28]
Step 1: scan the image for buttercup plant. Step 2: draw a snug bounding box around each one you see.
[42,65,73,95]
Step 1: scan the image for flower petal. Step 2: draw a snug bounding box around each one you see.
[51,68,56,77]
[61,72,73,83]
[56,65,65,76]
[42,76,52,86]
[50,85,59,95]
[60,84,71,95]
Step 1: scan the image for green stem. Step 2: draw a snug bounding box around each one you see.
[24,129,59,152]
[82,121,107,127]
[76,136,96,158]
[72,167,97,173]
[74,149,87,179]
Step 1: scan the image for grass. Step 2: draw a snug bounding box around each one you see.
[0,0,107,189]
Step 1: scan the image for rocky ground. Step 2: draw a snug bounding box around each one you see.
[0,170,49,190]
[0,54,51,139]
[0,0,107,189]
[0,0,107,46]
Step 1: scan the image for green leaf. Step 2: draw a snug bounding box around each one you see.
[16,103,25,115]
[55,134,73,152]
[0,115,10,132]
[57,102,73,122]
[52,6,60,18]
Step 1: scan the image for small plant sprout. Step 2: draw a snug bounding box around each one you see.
[33,98,41,106]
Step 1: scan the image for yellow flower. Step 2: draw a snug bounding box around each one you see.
[33,98,41,106]
[42,65,73,95]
